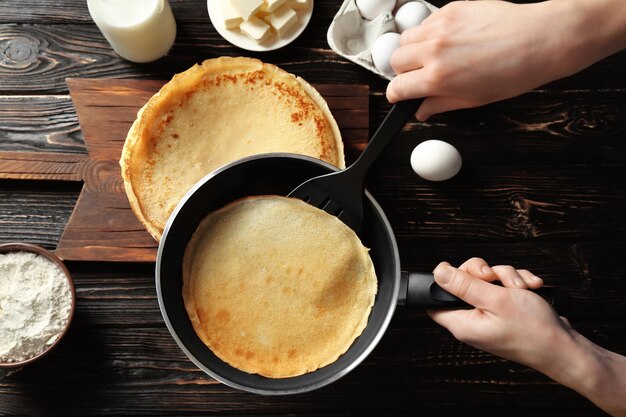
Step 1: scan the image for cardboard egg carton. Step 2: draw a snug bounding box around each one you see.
[327,0,438,80]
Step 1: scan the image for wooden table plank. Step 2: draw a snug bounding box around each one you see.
[0,23,372,95]
[0,319,615,415]
[1,164,625,246]
[0,95,84,153]
[369,163,626,240]
[2,90,625,163]
[375,91,626,164]
[0,151,87,180]
[1,23,626,95]
[1,0,625,415]
[0,181,80,248]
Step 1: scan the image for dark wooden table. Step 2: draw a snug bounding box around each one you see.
[1,0,625,415]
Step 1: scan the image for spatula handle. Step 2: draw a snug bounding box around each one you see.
[349,99,423,179]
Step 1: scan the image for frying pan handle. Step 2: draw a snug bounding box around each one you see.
[399,271,469,309]
[399,271,571,314]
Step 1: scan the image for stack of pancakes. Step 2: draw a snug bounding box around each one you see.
[182,196,377,378]
[120,57,345,240]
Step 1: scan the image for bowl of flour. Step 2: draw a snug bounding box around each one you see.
[0,243,75,368]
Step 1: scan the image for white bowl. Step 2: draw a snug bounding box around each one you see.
[207,0,314,52]
[0,243,76,369]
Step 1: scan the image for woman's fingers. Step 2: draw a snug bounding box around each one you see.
[491,265,545,289]
[415,96,474,121]
[426,308,478,342]
[451,259,545,290]
[433,262,504,309]
[559,316,573,329]
[399,24,429,46]
[458,257,497,281]
[516,269,544,289]
[491,265,527,288]
[386,68,429,103]
[390,43,425,75]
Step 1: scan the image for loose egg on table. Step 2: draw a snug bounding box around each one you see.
[371,32,401,76]
[410,140,462,181]
[356,0,396,20]
[394,1,430,33]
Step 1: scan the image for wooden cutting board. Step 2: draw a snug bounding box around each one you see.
[0,78,369,262]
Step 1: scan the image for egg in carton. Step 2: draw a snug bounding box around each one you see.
[327,0,438,80]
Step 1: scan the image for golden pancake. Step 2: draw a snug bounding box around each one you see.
[120,57,344,240]
[182,196,377,378]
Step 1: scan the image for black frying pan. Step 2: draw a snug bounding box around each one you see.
[156,153,568,395]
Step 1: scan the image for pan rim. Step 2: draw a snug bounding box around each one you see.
[156,153,400,395]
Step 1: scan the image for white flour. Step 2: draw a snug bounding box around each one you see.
[0,251,73,363]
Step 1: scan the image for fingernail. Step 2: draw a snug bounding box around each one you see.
[514,278,525,287]
[530,275,541,281]
[434,265,454,285]
[481,265,492,275]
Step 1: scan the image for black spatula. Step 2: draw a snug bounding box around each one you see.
[288,99,423,232]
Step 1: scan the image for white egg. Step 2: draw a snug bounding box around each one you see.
[356,0,396,20]
[394,1,431,33]
[410,140,462,181]
[371,32,401,76]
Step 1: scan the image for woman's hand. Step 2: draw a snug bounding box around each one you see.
[429,258,626,416]
[386,0,626,121]
[428,259,572,374]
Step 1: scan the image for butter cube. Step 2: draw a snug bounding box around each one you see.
[255,9,270,19]
[222,2,243,29]
[260,0,287,13]
[289,0,310,10]
[264,5,297,37]
[240,15,271,43]
[231,0,264,21]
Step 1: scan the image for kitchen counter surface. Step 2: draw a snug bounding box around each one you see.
[1,0,625,415]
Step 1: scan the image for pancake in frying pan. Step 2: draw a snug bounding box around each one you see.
[120,57,344,240]
[182,196,377,378]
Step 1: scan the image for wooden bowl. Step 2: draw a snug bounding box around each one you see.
[0,243,76,368]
